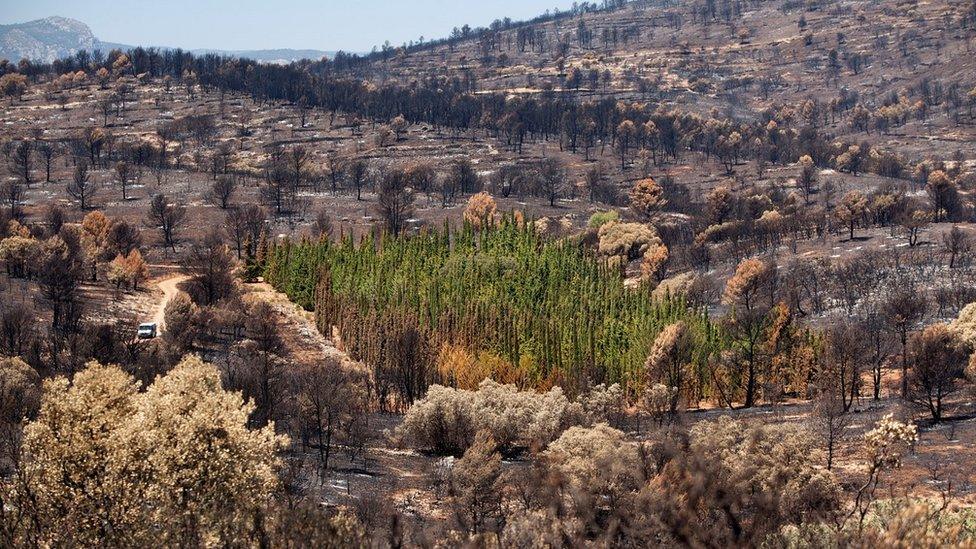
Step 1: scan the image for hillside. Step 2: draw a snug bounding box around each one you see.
[365,0,976,162]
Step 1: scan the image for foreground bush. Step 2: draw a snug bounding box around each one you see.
[688,417,842,526]
[543,423,642,501]
[396,380,574,455]
[396,380,628,456]
[3,355,288,547]
[477,414,952,547]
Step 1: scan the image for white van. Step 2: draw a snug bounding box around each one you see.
[137,323,158,339]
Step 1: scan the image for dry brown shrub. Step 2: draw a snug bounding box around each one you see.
[629,177,667,219]
[462,192,497,229]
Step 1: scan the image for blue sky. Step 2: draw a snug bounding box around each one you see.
[2,1,576,52]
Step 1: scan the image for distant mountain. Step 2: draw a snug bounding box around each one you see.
[0,16,97,63]
[0,17,338,64]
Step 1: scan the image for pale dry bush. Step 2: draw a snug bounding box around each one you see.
[864,413,917,468]
[488,416,857,548]
[268,506,369,548]
[11,356,287,547]
[396,380,577,455]
[543,423,642,500]
[500,508,584,548]
[756,209,784,233]
[473,380,572,450]
[163,291,198,352]
[700,220,742,244]
[641,383,677,426]
[689,416,842,524]
[449,431,503,535]
[5,219,31,238]
[0,356,41,471]
[950,301,976,349]
[576,383,625,428]
[0,356,41,425]
[597,221,661,262]
[389,115,408,138]
[774,522,839,548]
[835,145,861,173]
[652,271,697,299]
[534,216,573,238]
[853,500,976,548]
[394,384,475,456]
[18,363,144,547]
[136,355,287,545]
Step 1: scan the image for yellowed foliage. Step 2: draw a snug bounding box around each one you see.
[463,192,498,229]
[437,343,487,389]
[80,210,110,254]
[6,219,30,238]
[436,343,523,390]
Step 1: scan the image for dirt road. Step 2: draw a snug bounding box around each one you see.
[245,281,353,365]
[146,274,354,366]
[151,274,189,331]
